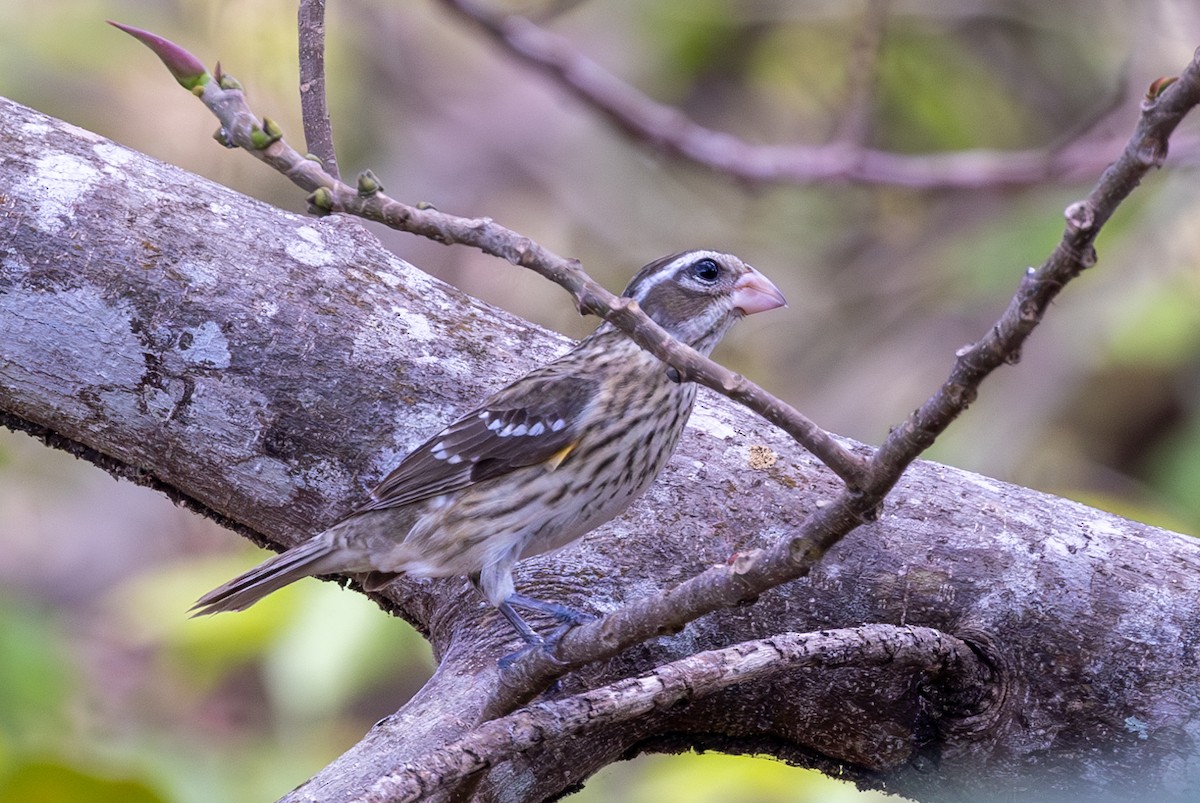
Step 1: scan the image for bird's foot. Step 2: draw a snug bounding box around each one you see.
[498,636,569,672]
[493,593,594,669]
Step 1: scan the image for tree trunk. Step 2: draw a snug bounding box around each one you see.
[3,96,1199,802]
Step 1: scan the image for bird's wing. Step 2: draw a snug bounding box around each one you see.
[352,370,596,513]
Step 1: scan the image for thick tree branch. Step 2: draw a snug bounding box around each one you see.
[363,626,993,802]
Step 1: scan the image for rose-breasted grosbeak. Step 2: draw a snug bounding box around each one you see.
[193,251,785,648]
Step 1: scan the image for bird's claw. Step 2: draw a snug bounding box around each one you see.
[498,638,569,672]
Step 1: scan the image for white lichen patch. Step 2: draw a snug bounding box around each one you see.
[176,257,221,289]
[20,119,51,138]
[377,260,455,312]
[179,321,231,368]
[91,141,135,170]
[689,406,738,440]
[961,471,1004,495]
[1115,584,1180,647]
[373,270,402,288]
[21,152,103,234]
[286,225,338,267]
[297,459,355,502]
[397,308,435,342]
[351,307,441,364]
[1085,516,1126,538]
[228,456,299,507]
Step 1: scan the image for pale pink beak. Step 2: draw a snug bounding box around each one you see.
[732,267,787,315]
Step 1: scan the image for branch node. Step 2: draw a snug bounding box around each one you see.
[727,548,762,576]
[357,169,384,197]
[216,67,242,92]
[212,126,236,149]
[1018,298,1041,324]
[513,237,535,262]
[1064,200,1095,232]
[307,187,335,214]
[1144,75,1179,105]
[1135,139,1169,169]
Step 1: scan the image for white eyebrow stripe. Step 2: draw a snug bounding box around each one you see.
[628,262,680,302]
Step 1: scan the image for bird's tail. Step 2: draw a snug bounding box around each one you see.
[191,534,346,616]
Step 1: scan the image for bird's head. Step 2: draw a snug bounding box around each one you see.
[622,250,787,354]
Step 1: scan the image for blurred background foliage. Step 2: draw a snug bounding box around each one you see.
[3,0,1200,800]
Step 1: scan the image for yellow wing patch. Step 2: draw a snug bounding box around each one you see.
[545,442,578,471]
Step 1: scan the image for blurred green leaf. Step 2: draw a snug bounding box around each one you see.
[0,759,165,803]
[1107,279,1200,368]
[0,597,71,740]
[109,554,432,706]
[876,25,1031,151]
[576,752,898,803]
[108,554,313,689]
[643,0,743,87]
[263,580,431,721]
[1147,415,1200,533]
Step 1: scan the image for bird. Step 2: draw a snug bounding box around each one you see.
[192,250,786,653]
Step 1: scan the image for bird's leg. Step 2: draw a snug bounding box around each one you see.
[495,600,557,671]
[505,592,595,627]
[495,598,545,647]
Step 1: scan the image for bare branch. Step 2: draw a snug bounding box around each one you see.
[431,0,1177,189]
[362,626,995,803]
[298,0,340,179]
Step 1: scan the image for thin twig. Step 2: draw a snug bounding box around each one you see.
[112,30,870,488]
[476,52,1200,720]
[360,626,993,803]
[298,0,340,179]
[828,0,889,146]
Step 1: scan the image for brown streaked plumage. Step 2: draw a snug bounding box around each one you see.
[192,251,785,652]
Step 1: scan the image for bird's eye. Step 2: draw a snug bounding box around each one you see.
[690,258,721,284]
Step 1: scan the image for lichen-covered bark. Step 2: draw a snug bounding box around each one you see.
[3,96,1200,802]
